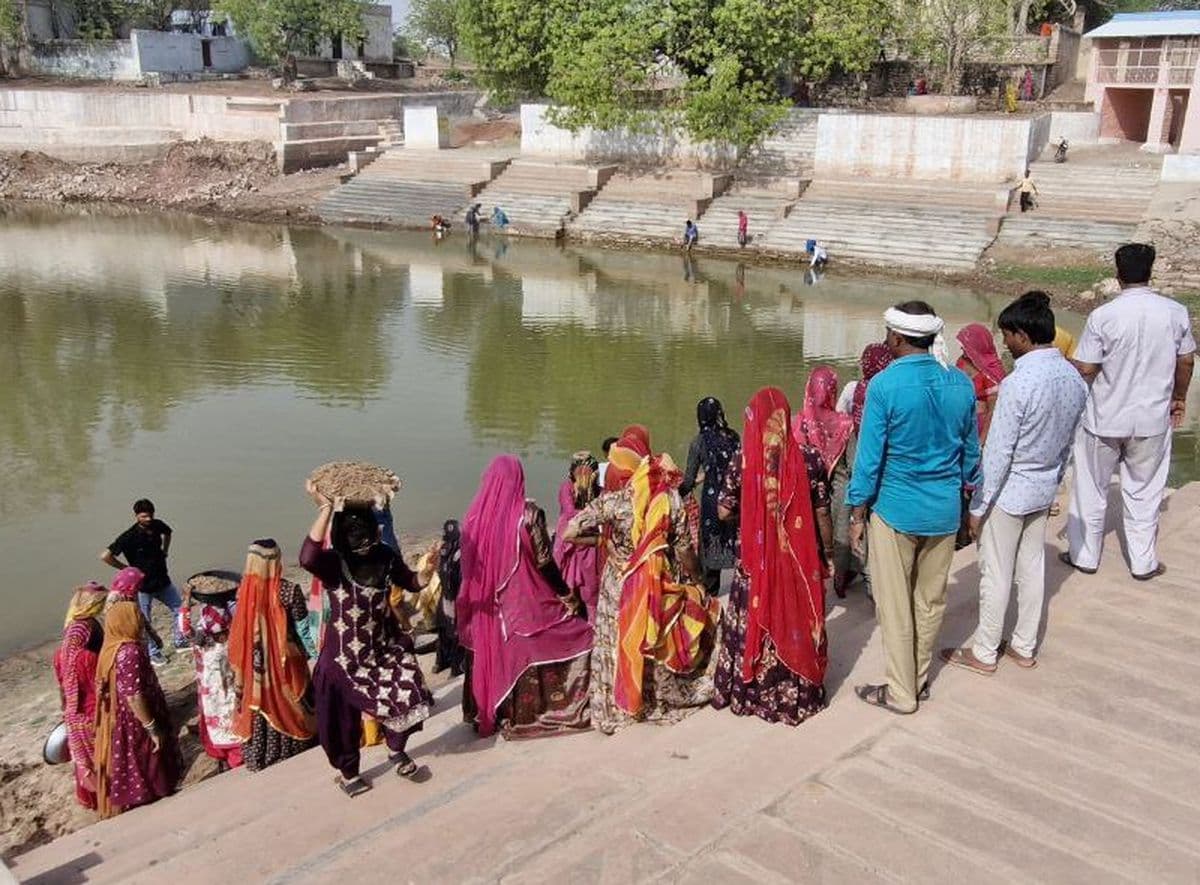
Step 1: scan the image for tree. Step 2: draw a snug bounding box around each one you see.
[462,0,889,151]
[213,0,369,63]
[900,0,1008,93]
[408,0,462,66]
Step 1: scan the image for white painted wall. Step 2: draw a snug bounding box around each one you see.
[520,104,737,169]
[403,107,448,148]
[1048,110,1100,144]
[813,113,1037,182]
[1162,154,1200,182]
[132,31,249,74]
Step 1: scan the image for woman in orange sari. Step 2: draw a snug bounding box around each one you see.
[562,426,717,734]
[229,540,317,771]
[713,387,829,725]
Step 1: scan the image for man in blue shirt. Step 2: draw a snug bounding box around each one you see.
[942,292,1086,676]
[847,301,980,714]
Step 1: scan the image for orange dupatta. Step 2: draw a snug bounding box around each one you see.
[228,541,315,741]
[614,454,718,715]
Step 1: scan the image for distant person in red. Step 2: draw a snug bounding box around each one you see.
[737,210,749,247]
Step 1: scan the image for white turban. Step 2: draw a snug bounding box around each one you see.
[884,307,949,368]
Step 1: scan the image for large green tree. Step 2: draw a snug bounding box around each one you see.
[462,0,888,150]
[213,0,369,63]
[898,0,1009,93]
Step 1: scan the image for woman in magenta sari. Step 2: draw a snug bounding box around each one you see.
[553,452,602,621]
[459,454,594,739]
[54,581,108,810]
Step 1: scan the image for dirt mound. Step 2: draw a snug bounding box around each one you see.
[452,117,520,147]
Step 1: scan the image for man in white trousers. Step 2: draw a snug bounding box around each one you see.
[941,292,1087,674]
[1065,243,1195,581]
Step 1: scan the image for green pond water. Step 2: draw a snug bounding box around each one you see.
[1,203,1196,654]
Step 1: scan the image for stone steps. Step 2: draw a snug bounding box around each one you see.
[737,109,820,182]
[697,189,795,249]
[805,178,1006,212]
[470,161,603,235]
[996,214,1137,250]
[568,199,694,243]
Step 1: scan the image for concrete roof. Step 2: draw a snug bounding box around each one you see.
[1085,10,1200,40]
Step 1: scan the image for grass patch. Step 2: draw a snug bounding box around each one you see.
[991,263,1110,291]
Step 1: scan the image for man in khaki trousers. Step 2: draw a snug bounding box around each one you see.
[847,302,980,714]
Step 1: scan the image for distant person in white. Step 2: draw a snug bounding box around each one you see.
[597,436,619,488]
[1065,243,1196,580]
[941,292,1087,675]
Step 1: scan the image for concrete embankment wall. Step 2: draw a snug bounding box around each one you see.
[813,113,1044,182]
[0,88,481,168]
[18,32,249,81]
[520,103,738,170]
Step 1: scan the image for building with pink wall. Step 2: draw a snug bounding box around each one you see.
[1084,11,1200,154]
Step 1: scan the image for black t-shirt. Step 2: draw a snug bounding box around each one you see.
[109,519,173,594]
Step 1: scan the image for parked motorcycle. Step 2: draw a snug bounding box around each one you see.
[1054,138,1069,163]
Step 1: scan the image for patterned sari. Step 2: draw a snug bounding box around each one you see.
[53,584,106,810]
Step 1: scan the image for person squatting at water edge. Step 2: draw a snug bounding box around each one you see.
[300,483,438,796]
[848,302,981,715]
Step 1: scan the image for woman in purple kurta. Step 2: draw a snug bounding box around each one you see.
[300,486,435,796]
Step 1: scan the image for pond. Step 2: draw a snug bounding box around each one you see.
[1,203,1195,654]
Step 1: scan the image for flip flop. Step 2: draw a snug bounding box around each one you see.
[1132,564,1167,582]
[940,647,997,676]
[390,751,418,778]
[336,775,372,798]
[1058,551,1097,575]
[854,683,916,715]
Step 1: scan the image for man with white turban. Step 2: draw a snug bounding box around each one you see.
[846,300,981,714]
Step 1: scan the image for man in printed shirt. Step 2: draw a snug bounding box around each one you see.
[942,292,1087,675]
[1065,244,1195,580]
[847,301,980,715]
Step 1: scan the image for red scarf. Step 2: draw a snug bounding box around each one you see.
[740,387,827,686]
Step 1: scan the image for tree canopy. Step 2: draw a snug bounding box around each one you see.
[461,0,890,149]
[213,0,370,63]
[408,0,464,66]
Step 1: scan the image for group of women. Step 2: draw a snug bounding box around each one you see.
[56,326,1019,808]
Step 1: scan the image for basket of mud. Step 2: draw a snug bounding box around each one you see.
[186,570,241,605]
[307,461,401,507]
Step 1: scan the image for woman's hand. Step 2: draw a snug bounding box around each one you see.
[305,478,333,509]
[149,727,162,754]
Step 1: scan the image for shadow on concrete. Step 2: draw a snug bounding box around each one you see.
[23,851,102,885]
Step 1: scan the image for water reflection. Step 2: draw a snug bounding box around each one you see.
[1,203,1196,653]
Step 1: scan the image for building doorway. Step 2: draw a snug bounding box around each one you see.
[1101,87,1153,142]
[201,39,213,69]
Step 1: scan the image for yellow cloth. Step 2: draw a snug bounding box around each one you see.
[64,586,107,627]
[1054,326,1076,359]
[361,715,383,747]
[387,552,440,634]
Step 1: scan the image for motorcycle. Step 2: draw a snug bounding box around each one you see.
[1054,138,1069,163]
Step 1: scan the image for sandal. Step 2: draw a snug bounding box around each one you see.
[1058,551,1097,575]
[336,775,372,798]
[854,683,916,715]
[1003,646,1038,669]
[918,681,931,702]
[390,750,418,778]
[1132,563,1166,582]
[939,647,997,676]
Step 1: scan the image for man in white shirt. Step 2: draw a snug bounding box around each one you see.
[942,292,1087,674]
[1066,243,1196,580]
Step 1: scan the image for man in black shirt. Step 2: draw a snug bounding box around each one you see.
[100,498,187,665]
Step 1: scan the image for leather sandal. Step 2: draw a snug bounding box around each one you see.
[336,775,372,797]
[854,683,916,715]
[390,750,418,778]
[1132,563,1166,582]
[940,647,997,676]
[1003,646,1037,669]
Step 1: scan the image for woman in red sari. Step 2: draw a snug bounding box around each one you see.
[713,387,830,725]
[54,581,108,810]
[459,454,594,739]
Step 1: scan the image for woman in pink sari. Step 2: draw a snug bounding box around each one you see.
[956,323,1007,446]
[553,452,602,622]
[459,455,594,739]
[54,581,108,810]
